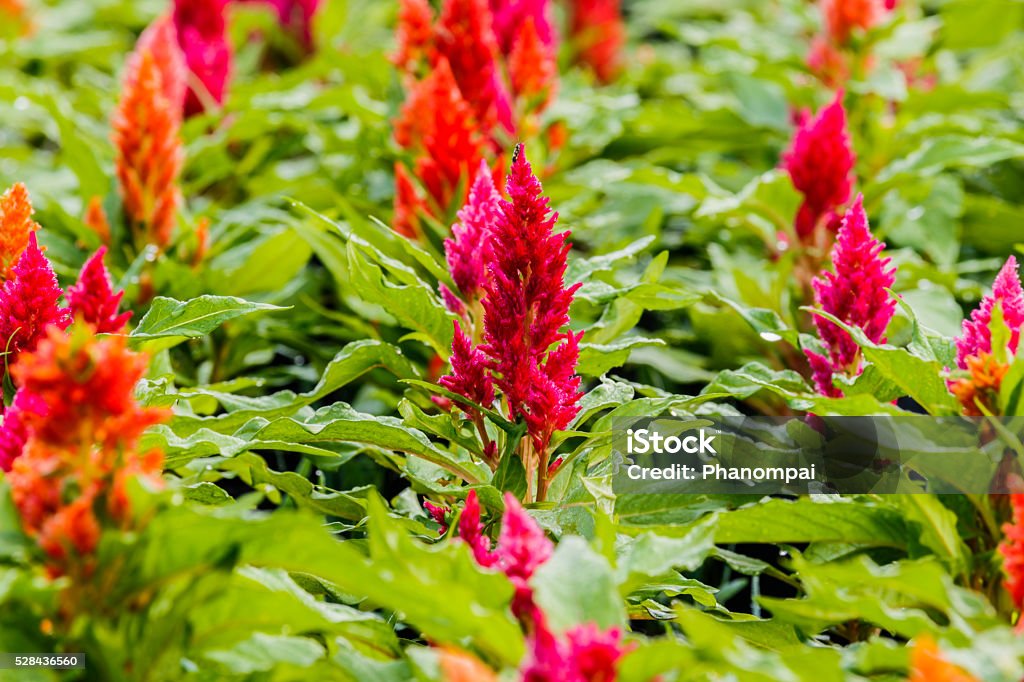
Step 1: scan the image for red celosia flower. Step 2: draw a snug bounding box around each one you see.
[480,146,583,451]
[445,161,501,302]
[83,196,112,245]
[1001,494,1024,626]
[440,322,496,409]
[956,256,1024,370]
[509,16,558,109]
[12,326,166,451]
[66,247,133,334]
[489,0,554,56]
[423,499,450,534]
[568,0,625,84]
[395,58,489,218]
[174,0,232,116]
[805,196,896,396]
[909,637,979,682]
[434,0,509,136]
[394,0,435,72]
[0,182,40,281]
[113,23,185,248]
[523,618,630,682]
[393,162,426,240]
[458,489,499,567]
[0,234,71,372]
[822,0,885,46]
[782,92,855,241]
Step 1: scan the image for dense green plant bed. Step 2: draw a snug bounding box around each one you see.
[2,0,1024,679]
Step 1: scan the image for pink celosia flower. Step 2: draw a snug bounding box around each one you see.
[423,499,450,534]
[458,490,554,618]
[805,196,896,396]
[0,234,71,374]
[1000,493,1024,630]
[481,145,582,452]
[782,92,855,241]
[440,322,496,409]
[0,390,39,472]
[489,0,555,56]
[522,618,630,682]
[173,0,232,116]
[66,248,133,334]
[955,256,1024,370]
[445,160,501,302]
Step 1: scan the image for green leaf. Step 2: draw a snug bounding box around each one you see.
[131,296,285,349]
[532,536,627,633]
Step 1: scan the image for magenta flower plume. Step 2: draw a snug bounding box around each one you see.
[0,234,70,373]
[440,322,496,409]
[805,196,896,396]
[956,256,1024,369]
[782,92,855,241]
[458,490,553,619]
[523,620,630,682]
[66,247,133,334]
[445,161,501,302]
[489,0,555,56]
[0,390,42,472]
[173,0,232,116]
[481,145,583,451]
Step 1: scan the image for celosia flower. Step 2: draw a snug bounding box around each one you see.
[909,636,979,682]
[12,326,166,451]
[782,92,855,241]
[0,182,40,281]
[489,0,554,56]
[423,499,450,534]
[136,14,188,114]
[445,160,501,302]
[0,234,71,372]
[458,490,554,618]
[0,390,38,472]
[174,0,232,116]
[509,16,558,109]
[393,0,435,72]
[1000,494,1024,628]
[113,23,185,248]
[481,146,583,452]
[805,197,896,396]
[568,0,625,84]
[0,0,31,36]
[6,325,166,575]
[83,196,112,245]
[438,647,498,682]
[66,248,133,334]
[949,352,1008,417]
[393,162,426,240]
[440,323,496,409]
[434,0,509,136]
[955,256,1024,370]
[523,619,630,682]
[822,0,885,46]
[395,58,488,218]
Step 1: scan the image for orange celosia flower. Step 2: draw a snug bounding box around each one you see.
[393,0,435,74]
[909,637,978,682]
[1000,493,1024,623]
[83,196,112,245]
[438,647,497,682]
[949,352,1009,417]
[509,16,557,111]
[0,0,31,36]
[0,182,40,280]
[6,325,167,575]
[112,20,186,249]
[135,14,188,113]
[821,0,885,46]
